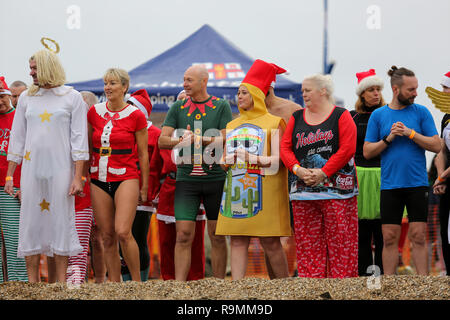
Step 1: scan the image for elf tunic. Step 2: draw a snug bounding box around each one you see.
[162,96,232,182]
[87,102,147,182]
[215,83,291,237]
[7,86,89,258]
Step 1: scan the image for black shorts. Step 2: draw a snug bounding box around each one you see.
[91,179,124,200]
[380,186,428,225]
[174,180,225,221]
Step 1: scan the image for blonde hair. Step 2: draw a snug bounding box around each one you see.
[103,68,130,95]
[303,74,334,103]
[28,49,66,96]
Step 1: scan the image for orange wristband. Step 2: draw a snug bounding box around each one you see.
[5,176,13,181]
[81,176,87,182]
[438,175,446,182]
[409,129,416,140]
[292,164,300,175]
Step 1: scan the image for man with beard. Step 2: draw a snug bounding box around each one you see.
[363,66,441,275]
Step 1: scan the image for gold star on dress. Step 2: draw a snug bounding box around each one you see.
[24,151,31,161]
[238,172,258,190]
[39,199,50,212]
[39,110,53,122]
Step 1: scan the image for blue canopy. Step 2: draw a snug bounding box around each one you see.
[68,24,303,112]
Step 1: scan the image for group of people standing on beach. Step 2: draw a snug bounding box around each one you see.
[1,46,449,284]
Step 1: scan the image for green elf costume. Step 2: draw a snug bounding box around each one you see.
[162,93,232,221]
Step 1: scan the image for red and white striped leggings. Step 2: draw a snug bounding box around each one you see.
[291,197,358,278]
[67,207,93,285]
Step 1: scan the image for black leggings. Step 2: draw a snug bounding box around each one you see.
[439,184,450,275]
[120,210,151,274]
[358,219,384,276]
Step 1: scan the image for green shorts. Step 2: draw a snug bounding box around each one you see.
[174,180,225,221]
[356,166,381,220]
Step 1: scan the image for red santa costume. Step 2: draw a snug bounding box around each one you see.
[119,89,160,280]
[87,101,147,183]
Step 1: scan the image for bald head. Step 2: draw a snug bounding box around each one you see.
[10,80,27,107]
[183,65,209,100]
[80,91,98,110]
[186,65,209,81]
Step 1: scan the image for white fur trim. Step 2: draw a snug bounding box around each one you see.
[108,167,126,175]
[137,205,156,212]
[128,96,149,119]
[94,102,108,117]
[156,214,175,223]
[441,76,450,88]
[0,89,11,95]
[356,76,384,96]
[94,102,140,120]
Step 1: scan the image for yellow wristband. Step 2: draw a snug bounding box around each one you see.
[5,176,13,181]
[409,129,416,140]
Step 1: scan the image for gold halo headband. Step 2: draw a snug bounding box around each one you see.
[40,37,60,54]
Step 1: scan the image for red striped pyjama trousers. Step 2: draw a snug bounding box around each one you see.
[291,197,358,278]
[67,207,93,285]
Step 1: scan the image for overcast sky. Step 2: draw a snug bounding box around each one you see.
[1,0,449,164]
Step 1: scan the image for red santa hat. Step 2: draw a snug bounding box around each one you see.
[440,71,450,88]
[127,89,152,119]
[355,69,384,96]
[0,77,11,95]
[242,59,287,95]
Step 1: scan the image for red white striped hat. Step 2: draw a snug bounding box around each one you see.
[441,71,450,88]
[127,89,152,119]
[0,77,11,95]
[355,69,384,96]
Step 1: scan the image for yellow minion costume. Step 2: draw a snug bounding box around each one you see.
[216,59,292,237]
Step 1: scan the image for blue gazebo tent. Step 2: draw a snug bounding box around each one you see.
[68,24,302,112]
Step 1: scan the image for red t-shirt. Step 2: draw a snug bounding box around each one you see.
[88,102,147,182]
[0,108,21,187]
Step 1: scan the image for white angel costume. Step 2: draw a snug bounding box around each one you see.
[7,85,89,257]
